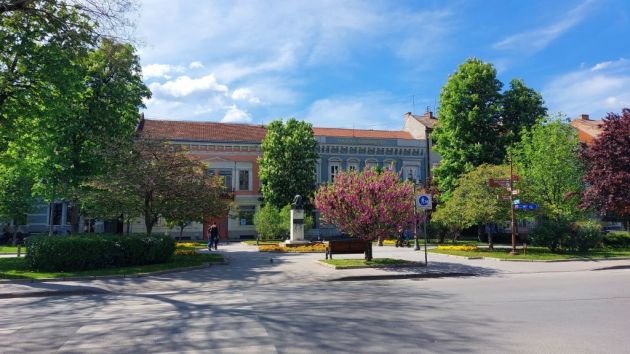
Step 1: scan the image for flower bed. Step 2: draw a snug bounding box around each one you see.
[258,243,326,253]
[437,245,479,251]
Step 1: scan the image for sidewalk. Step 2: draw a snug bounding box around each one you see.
[2,242,629,299]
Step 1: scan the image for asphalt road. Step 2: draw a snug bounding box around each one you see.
[1,244,629,353]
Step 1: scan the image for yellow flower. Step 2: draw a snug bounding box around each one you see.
[437,245,478,251]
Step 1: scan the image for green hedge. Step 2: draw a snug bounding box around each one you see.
[25,234,175,272]
[603,231,630,247]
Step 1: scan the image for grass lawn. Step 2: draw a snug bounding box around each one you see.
[430,246,630,261]
[0,253,224,280]
[0,246,24,254]
[321,258,417,268]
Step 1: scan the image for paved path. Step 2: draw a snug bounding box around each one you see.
[1,243,630,353]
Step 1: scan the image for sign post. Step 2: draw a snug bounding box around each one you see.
[416,194,432,266]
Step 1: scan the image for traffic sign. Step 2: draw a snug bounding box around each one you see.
[515,203,538,211]
[416,194,432,210]
[513,199,521,205]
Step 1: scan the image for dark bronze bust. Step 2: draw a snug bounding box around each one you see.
[292,194,304,209]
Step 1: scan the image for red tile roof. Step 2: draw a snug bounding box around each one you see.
[138,119,267,143]
[312,127,413,139]
[570,116,603,145]
[138,118,416,142]
[411,112,438,129]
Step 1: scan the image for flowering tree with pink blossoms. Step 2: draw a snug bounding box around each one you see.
[315,169,415,245]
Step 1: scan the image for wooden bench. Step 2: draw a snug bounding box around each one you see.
[325,239,373,260]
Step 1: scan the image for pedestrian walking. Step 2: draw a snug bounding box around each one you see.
[209,222,219,250]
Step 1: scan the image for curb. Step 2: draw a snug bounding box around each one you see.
[0,260,227,285]
[317,260,426,270]
[430,252,630,263]
[328,272,476,282]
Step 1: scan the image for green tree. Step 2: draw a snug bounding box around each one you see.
[162,170,228,240]
[433,58,503,200]
[432,164,511,247]
[84,138,218,235]
[258,118,318,208]
[34,39,150,232]
[501,78,547,145]
[511,117,585,221]
[254,204,313,240]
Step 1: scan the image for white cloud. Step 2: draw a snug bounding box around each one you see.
[149,74,229,97]
[189,61,204,69]
[221,105,251,123]
[543,58,630,118]
[143,63,187,79]
[231,88,261,104]
[304,92,411,129]
[494,0,595,53]
[143,64,173,79]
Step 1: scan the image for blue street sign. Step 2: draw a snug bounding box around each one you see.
[416,194,432,210]
[515,203,538,211]
[513,199,521,205]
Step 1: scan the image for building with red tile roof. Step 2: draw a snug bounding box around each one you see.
[570,114,604,145]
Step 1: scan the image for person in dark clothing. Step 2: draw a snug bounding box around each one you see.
[209,223,219,250]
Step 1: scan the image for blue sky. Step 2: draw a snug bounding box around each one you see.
[136,0,630,129]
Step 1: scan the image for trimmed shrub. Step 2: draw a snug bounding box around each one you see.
[529,219,571,252]
[603,231,630,247]
[567,221,603,253]
[25,234,175,272]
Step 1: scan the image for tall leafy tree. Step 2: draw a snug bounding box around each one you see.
[511,117,585,221]
[501,78,547,145]
[258,118,318,208]
[432,164,511,248]
[35,39,150,231]
[581,109,630,229]
[433,58,503,200]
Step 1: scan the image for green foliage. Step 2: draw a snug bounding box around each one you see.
[511,117,585,220]
[254,204,313,241]
[433,58,503,200]
[568,221,603,253]
[25,234,175,272]
[259,118,318,208]
[432,164,511,232]
[529,218,572,252]
[432,59,547,201]
[501,79,547,145]
[603,231,630,247]
[0,160,35,221]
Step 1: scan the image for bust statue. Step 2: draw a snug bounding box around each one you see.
[292,194,304,210]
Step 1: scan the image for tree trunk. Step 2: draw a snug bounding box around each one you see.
[179,225,185,240]
[487,228,494,250]
[477,224,483,242]
[144,211,154,235]
[126,217,131,235]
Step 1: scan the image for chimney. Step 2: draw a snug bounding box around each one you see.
[426,111,434,120]
[580,114,590,121]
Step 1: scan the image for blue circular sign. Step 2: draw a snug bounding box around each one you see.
[419,196,430,206]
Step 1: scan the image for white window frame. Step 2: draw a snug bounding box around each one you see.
[365,159,378,169]
[347,159,359,172]
[329,159,342,183]
[236,169,252,191]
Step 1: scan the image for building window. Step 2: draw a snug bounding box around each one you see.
[406,167,419,183]
[51,202,63,225]
[219,169,233,190]
[384,160,396,171]
[329,163,341,182]
[347,160,359,171]
[239,205,255,226]
[238,170,250,191]
[365,160,378,169]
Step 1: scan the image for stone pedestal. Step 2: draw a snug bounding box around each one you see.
[284,209,309,245]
